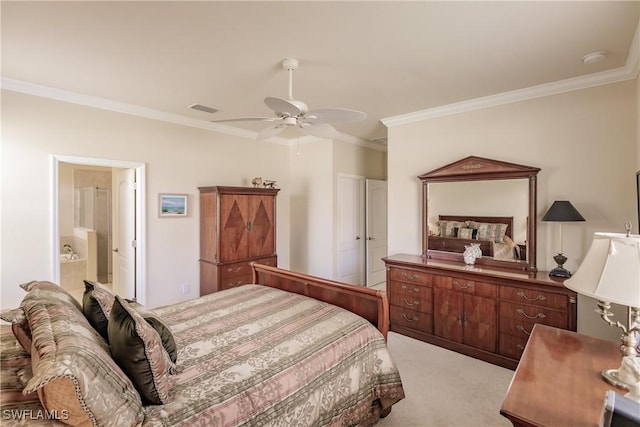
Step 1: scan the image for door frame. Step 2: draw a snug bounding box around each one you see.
[51,155,147,304]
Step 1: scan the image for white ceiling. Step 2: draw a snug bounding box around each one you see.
[2,1,639,146]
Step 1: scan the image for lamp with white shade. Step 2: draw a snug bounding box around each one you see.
[564,229,640,394]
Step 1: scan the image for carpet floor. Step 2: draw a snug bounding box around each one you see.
[377,332,515,427]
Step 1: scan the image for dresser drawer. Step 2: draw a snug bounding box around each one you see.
[389,284,433,314]
[220,257,277,280]
[500,285,569,311]
[433,275,497,298]
[498,333,528,360]
[390,306,433,334]
[389,267,432,286]
[499,301,569,338]
[219,274,252,290]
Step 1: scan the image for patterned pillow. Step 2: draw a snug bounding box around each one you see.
[21,288,144,426]
[0,324,39,406]
[20,280,82,312]
[438,221,464,237]
[469,222,509,243]
[108,296,173,405]
[457,228,479,240]
[0,307,32,354]
[82,280,117,342]
[127,301,178,364]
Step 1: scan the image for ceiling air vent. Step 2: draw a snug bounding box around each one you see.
[189,104,219,114]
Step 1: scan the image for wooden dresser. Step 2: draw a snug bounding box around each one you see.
[501,324,624,427]
[383,254,577,369]
[199,186,279,295]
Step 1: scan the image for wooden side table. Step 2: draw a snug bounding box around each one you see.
[500,324,627,427]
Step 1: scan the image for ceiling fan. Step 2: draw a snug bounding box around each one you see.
[211,58,367,140]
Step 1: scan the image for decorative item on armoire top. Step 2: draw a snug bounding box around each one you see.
[263,180,277,189]
[463,243,482,265]
[564,225,640,393]
[251,177,263,188]
[542,200,585,278]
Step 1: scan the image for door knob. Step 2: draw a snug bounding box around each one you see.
[367,236,375,240]
[113,248,119,253]
[355,236,361,240]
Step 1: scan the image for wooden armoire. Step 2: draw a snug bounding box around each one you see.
[199,186,279,295]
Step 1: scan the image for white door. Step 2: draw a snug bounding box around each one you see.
[366,179,388,287]
[337,175,365,285]
[113,168,136,299]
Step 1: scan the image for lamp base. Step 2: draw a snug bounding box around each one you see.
[549,266,572,278]
[549,253,571,278]
[602,368,632,391]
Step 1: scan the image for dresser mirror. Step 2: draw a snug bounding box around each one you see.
[419,156,540,272]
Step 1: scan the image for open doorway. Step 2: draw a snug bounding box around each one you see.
[52,155,146,304]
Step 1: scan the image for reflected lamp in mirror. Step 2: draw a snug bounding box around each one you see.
[542,200,585,278]
[564,231,640,393]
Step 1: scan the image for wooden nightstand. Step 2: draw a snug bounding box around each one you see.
[500,324,627,427]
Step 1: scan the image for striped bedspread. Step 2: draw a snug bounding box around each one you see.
[143,285,405,427]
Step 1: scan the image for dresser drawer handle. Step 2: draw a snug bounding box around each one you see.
[516,308,546,320]
[516,344,525,350]
[517,291,546,302]
[227,266,244,273]
[401,313,419,322]
[401,272,420,281]
[402,298,420,307]
[453,280,474,289]
[516,325,532,336]
[402,285,420,293]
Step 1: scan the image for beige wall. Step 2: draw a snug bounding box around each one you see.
[1,90,292,309]
[1,90,386,310]
[288,139,387,279]
[387,80,638,340]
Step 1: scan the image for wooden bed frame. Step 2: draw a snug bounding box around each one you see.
[251,263,389,340]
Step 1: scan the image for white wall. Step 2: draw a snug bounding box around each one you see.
[288,140,333,278]
[387,80,638,340]
[1,90,292,309]
[288,139,387,280]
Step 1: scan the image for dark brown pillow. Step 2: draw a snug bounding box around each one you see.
[82,280,116,342]
[108,296,172,405]
[126,300,177,363]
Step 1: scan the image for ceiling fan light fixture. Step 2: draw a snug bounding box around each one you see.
[582,51,607,65]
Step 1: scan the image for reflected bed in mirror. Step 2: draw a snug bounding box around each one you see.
[419,156,540,272]
[429,214,525,261]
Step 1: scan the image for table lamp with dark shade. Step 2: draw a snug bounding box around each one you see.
[542,200,585,278]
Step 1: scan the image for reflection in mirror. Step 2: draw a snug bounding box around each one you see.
[428,180,529,263]
[419,156,539,273]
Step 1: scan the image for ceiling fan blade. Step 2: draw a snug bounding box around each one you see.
[211,117,279,123]
[264,97,303,116]
[300,123,339,139]
[305,108,367,124]
[257,124,287,140]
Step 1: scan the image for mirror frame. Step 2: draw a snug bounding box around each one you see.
[418,156,540,273]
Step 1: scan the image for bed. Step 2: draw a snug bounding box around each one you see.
[0,264,405,427]
[429,215,521,260]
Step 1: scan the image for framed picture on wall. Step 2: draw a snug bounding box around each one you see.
[159,194,188,217]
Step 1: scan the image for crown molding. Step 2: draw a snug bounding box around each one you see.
[0,77,295,145]
[382,64,637,128]
[1,77,386,151]
[383,22,640,128]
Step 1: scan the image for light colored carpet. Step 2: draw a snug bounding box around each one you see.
[378,332,514,427]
